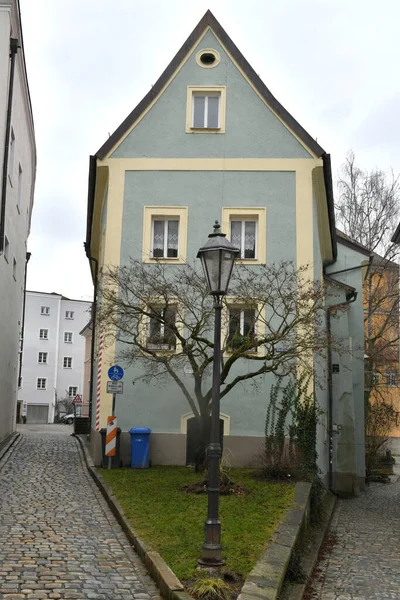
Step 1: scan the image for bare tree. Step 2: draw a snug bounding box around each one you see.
[98,259,330,470]
[336,151,400,406]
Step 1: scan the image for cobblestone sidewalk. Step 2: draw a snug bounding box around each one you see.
[306,475,400,599]
[0,431,161,600]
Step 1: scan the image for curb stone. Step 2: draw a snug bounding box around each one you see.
[238,482,313,600]
[0,432,21,468]
[281,491,337,600]
[73,434,192,600]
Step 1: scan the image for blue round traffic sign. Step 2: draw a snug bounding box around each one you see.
[108,365,124,381]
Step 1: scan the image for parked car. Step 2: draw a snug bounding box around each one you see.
[61,413,75,425]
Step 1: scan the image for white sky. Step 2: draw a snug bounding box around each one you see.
[20,0,400,300]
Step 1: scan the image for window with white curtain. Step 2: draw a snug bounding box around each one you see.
[152,219,179,258]
[230,219,257,259]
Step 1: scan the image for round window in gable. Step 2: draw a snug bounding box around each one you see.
[196,48,220,68]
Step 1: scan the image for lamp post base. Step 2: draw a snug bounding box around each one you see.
[198,519,225,567]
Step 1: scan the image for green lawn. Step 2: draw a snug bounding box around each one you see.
[100,466,294,581]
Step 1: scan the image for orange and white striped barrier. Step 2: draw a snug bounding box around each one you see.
[105,416,117,456]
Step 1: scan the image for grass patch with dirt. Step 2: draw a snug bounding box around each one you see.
[100,466,294,582]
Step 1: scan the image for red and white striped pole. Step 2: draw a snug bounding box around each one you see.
[95,323,104,432]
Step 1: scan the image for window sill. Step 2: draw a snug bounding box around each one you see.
[143,257,186,264]
[187,127,223,134]
[236,258,265,265]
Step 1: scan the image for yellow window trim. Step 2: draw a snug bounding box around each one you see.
[142,206,188,264]
[186,85,226,134]
[222,207,266,265]
[195,48,221,69]
[222,299,265,357]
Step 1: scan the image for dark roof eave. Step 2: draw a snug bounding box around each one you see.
[322,154,337,264]
[95,10,326,160]
[391,221,400,244]
[85,155,97,270]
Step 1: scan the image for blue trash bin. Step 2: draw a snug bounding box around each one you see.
[129,427,151,468]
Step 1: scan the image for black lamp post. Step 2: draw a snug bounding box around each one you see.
[197,221,239,567]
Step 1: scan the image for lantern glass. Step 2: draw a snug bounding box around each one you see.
[200,248,237,296]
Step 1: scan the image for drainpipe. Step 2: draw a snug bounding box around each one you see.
[18,251,31,389]
[327,290,357,491]
[0,38,19,252]
[84,242,98,437]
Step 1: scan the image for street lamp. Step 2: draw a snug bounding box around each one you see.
[197,221,239,567]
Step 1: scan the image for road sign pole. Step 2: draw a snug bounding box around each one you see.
[112,393,116,415]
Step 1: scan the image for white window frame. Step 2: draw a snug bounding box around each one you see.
[39,328,49,340]
[186,86,226,134]
[63,356,73,369]
[65,311,74,319]
[68,386,78,398]
[230,219,258,260]
[38,352,48,364]
[37,378,47,390]
[41,306,50,315]
[64,332,73,343]
[227,306,257,351]
[192,93,221,129]
[146,305,178,351]
[151,218,180,260]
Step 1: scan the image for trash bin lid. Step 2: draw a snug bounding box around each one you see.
[129,427,151,434]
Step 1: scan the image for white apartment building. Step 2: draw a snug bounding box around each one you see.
[18,292,91,423]
[0,1,36,442]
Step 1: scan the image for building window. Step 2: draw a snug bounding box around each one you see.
[65,311,74,319]
[39,328,49,340]
[63,357,73,369]
[196,48,220,68]
[13,258,16,280]
[152,219,179,258]
[4,236,9,262]
[386,372,397,387]
[17,164,22,212]
[227,307,256,351]
[68,386,78,398]
[64,332,73,343]
[8,128,15,185]
[37,378,47,390]
[222,208,266,264]
[230,220,257,259]
[142,206,188,263]
[41,306,50,315]
[372,372,380,386]
[147,305,177,351]
[38,352,48,364]
[186,86,226,133]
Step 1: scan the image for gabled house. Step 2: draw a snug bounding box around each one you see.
[85,11,366,494]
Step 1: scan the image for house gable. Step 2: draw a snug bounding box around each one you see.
[109,29,313,160]
[97,11,324,161]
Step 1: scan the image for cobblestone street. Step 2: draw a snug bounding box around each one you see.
[306,474,400,599]
[0,429,161,600]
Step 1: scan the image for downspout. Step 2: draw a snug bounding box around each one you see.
[18,251,31,389]
[0,38,19,252]
[327,290,357,491]
[84,243,98,437]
